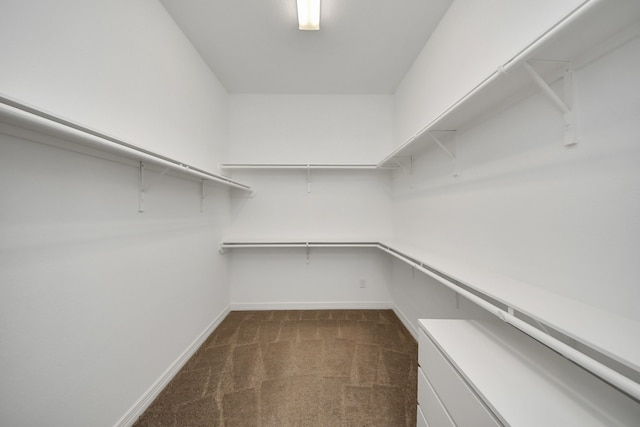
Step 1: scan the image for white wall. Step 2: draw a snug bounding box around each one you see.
[393,0,584,147]
[391,35,640,322]
[226,169,393,308]
[227,170,392,241]
[389,259,495,337]
[226,94,395,307]
[0,0,229,171]
[0,135,231,427]
[226,94,394,241]
[230,248,392,309]
[0,1,232,426]
[227,94,393,164]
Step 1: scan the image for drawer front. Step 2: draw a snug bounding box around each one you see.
[419,329,501,427]
[418,367,455,427]
[416,405,429,427]
[418,328,429,369]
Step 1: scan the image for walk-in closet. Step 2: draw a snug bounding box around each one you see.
[1,1,639,426]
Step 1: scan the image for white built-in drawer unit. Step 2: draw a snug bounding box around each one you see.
[417,319,640,427]
[416,405,429,427]
[417,368,454,427]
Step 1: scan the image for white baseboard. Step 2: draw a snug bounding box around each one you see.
[230,301,394,311]
[230,301,418,339]
[114,305,232,427]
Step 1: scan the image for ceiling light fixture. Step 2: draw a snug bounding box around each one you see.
[297,0,320,31]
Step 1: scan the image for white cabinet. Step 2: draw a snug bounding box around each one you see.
[416,405,430,427]
[419,329,500,426]
[417,368,455,427]
[417,319,640,427]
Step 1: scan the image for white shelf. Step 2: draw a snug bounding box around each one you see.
[383,239,640,375]
[419,319,640,426]
[220,163,386,170]
[219,164,391,193]
[222,238,640,398]
[220,240,380,249]
[378,0,640,166]
[0,94,252,191]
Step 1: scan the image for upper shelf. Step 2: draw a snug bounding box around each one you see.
[378,0,640,166]
[220,163,388,170]
[223,1,640,173]
[0,94,252,191]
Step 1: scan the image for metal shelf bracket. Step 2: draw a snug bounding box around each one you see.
[429,130,458,177]
[390,156,413,174]
[391,158,405,172]
[138,161,145,213]
[138,163,171,213]
[523,61,576,146]
[201,179,206,213]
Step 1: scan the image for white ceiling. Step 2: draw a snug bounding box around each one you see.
[159,0,453,94]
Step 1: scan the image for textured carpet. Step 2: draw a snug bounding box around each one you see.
[134,310,417,426]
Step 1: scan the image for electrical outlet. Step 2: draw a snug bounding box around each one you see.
[359,279,367,288]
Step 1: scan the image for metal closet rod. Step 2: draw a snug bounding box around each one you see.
[375,243,640,403]
[220,163,381,170]
[221,241,379,248]
[0,94,251,191]
[221,239,640,401]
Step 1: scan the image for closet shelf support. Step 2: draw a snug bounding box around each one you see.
[138,161,145,213]
[523,61,576,146]
[201,179,206,213]
[389,156,412,173]
[429,130,458,177]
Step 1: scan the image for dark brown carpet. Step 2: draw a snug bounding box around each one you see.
[134,310,417,426]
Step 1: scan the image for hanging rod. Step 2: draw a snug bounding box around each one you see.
[375,244,640,401]
[220,241,379,249]
[220,163,382,170]
[221,239,640,400]
[0,94,252,191]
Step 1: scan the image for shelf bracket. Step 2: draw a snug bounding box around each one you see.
[523,61,576,146]
[138,164,173,213]
[138,161,145,213]
[200,179,206,213]
[429,130,458,177]
[392,158,406,172]
[390,156,413,174]
[306,165,311,193]
[143,166,170,193]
